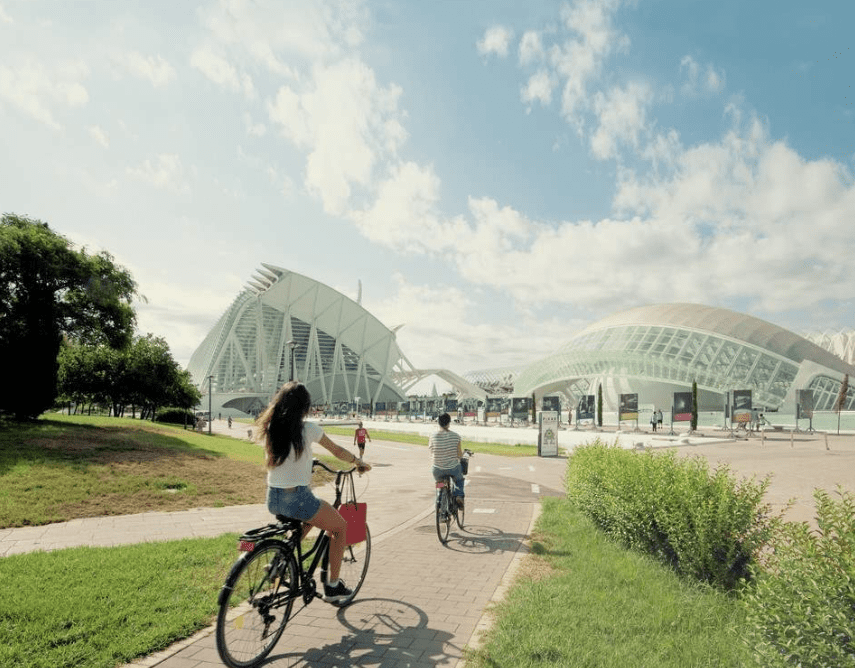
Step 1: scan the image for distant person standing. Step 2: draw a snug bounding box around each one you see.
[656,408,663,431]
[651,409,658,432]
[353,421,371,459]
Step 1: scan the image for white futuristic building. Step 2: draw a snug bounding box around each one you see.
[187,265,415,415]
[514,303,855,413]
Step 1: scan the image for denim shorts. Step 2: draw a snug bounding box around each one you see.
[267,485,322,522]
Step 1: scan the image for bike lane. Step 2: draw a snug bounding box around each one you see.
[126,442,567,667]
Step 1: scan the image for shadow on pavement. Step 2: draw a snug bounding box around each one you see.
[262,598,461,667]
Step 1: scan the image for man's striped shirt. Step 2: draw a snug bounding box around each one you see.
[429,428,461,469]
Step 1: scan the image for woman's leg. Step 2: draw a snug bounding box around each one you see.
[308,500,347,582]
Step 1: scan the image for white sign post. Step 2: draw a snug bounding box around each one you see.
[538,411,559,457]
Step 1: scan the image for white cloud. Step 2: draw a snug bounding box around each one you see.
[120,51,176,87]
[268,57,406,215]
[196,0,367,74]
[550,0,629,121]
[0,59,88,130]
[680,55,725,95]
[190,47,254,98]
[519,30,544,65]
[521,70,554,108]
[0,4,13,24]
[89,125,109,148]
[126,153,190,194]
[365,274,573,370]
[477,25,514,58]
[590,81,653,160]
[243,112,266,136]
[350,161,445,251]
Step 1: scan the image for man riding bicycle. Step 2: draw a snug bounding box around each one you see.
[429,412,465,508]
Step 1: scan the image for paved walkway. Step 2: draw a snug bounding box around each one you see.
[2,419,853,667]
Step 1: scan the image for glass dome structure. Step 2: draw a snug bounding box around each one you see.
[514,303,855,412]
[187,264,414,414]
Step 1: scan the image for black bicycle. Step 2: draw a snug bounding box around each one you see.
[435,449,473,544]
[215,460,371,668]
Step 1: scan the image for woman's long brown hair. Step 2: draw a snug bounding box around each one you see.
[256,382,312,468]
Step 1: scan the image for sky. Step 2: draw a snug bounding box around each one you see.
[2,0,854,387]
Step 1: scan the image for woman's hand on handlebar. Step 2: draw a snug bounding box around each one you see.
[355,459,371,474]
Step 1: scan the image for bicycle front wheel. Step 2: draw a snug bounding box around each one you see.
[331,525,372,607]
[216,541,298,668]
[436,487,451,544]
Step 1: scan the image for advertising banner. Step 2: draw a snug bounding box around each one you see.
[797,389,814,419]
[619,393,638,421]
[375,402,386,412]
[486,396,508,417]
[731,389,752,424]
[577,395,595,421]
[673,391,693,422]
[445,399,458,413]
[511,397,532,420]
[542,396,561,414]
[538,411,559,457]
[399,401,410,414]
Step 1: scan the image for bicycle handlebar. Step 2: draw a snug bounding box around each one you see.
[312,458,358,475]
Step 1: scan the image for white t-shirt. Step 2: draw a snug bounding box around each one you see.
[267,421,324,488]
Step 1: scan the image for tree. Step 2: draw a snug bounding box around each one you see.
[835,374,849,435]
[691,380,699,431]
[597,384,603,427]
[0,214,137,419]
[56,335,200,418]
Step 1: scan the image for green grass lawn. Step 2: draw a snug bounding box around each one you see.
[0,535,239,668]
[322,425,539,457]
[467,496,750,668]
[0,415,338,527]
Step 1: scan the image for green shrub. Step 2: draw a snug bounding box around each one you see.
[566,440,777,590]
[741,487,855,667]
[155,407,195,426]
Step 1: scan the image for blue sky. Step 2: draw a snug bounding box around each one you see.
[2,0,853,383]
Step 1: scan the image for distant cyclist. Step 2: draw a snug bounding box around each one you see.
[429,413,465,508]
[353,421,371,459]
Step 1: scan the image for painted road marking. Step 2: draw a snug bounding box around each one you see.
[473,509,496,514]
[528,466,535,472]
[531,484,540,494]
[475,466,482,473]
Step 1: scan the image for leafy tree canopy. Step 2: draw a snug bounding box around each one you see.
[1,213,138,419]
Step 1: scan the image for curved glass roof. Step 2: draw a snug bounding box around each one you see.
[516,303,855,410]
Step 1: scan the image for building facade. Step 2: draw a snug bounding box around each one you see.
[187,264,414,415]
[514,303,855,413]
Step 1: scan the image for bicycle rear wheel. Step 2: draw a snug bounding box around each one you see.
[436,485,451,544]
[455,496,464,530]
[216,541,298,668]
[330,525,372,607]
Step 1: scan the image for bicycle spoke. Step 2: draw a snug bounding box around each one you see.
[216,542,297,668]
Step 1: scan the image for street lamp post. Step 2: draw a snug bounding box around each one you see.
[355,395,360,417]
[287,339,297,382]
[207,375,213,436]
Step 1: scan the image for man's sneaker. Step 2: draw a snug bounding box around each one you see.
[455,497,465,509]
[323,580,353,603]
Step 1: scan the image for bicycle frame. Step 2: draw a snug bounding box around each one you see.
[237,461,356,607]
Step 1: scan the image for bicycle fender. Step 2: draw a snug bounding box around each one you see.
[218,539,283,606]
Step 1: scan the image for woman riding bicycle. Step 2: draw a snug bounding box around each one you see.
[257,381,371,603]
[429,412,465,509]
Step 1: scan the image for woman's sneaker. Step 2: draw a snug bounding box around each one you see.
[323,579,353,603]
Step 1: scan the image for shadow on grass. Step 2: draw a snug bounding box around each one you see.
[0,418,228,476]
